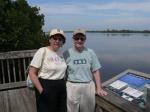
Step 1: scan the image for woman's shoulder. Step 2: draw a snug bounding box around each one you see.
[38,47,46,51]
[85,48,96,55]
[35,47,47,55]
[85,47,94,52]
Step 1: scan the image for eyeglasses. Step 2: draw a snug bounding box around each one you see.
[52,37,63,41]
[73,37,86,41]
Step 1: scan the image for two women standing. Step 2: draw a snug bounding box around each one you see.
[29,28,107,112]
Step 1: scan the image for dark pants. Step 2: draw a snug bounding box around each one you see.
[35,78,67,112]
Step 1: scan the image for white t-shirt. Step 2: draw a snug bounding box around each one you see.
[30,47,67,80]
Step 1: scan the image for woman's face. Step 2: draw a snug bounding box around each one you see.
[73,33,86,50]
[49,34,64,50]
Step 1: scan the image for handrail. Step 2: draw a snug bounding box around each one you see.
[0,49,37,84]
[0,49,106,112]
[0,49,36,59]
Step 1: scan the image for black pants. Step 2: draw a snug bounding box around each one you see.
[35,78,67,112]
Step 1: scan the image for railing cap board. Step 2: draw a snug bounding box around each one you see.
[98,89,144,112]
[0,49,37,59]
[0,81,27,91]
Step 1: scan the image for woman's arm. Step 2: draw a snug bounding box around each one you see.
[29,66,43,93]
[93,70,108,96]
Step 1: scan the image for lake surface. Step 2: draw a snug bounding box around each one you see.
[63,32,150,82]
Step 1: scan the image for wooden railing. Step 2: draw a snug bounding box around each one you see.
[1,50,148,112]
[0,50,36,84]
[0,49,105,112]
[0,50,37,112]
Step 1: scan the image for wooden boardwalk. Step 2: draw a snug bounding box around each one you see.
[0,50,103,112]
[0,50,149,112]
[0,81,36,112]
[0,50,37,112]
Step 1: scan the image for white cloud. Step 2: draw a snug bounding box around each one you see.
[103,17,150,25]
[36,1,150,15]
[37,4,85,14]
[90,2,150,12]
[33,1,150,30]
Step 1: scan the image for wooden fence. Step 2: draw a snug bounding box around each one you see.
[1,50,147,112]
[0,50,37,112]
[0,50,36,84]
[0,49,104,112]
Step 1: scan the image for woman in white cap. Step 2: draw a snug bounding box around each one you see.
[29,28,67,112]
[64,29,107,112]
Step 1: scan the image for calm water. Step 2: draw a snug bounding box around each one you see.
[63,33,150,82]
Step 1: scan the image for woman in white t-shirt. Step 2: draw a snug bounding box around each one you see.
[29,29,67,112]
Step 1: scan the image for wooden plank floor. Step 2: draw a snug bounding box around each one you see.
[0,91,9,112]
[0,82,36,112]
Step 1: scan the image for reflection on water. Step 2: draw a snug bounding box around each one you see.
[64,33,150,82]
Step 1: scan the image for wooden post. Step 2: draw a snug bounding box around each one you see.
[146,84,150,112]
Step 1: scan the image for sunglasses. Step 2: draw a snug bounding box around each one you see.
[52,37,63,41]
[73,37,86,41]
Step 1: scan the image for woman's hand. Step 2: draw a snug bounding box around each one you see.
[29,66,43,94]
[96,88,108,96]
[39,88,44,94]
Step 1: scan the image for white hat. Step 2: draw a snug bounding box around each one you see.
[49,29,65,37]
[73,29,86,36]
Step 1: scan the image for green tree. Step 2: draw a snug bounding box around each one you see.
[0,0,47,52]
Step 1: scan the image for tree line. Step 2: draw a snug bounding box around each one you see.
[93,29,150,33]
[0,0,48,52]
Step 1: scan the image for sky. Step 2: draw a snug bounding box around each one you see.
[27,0,150,31]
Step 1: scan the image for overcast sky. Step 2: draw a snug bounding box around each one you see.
[27,0,150,31]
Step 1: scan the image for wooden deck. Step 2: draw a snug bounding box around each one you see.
[0,50,149,112]
[0,81,36,112]
[0,50,37,112]
[0,50,103,112]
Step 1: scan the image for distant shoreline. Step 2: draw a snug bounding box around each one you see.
[45,30,150,34]
[64,30,150,33]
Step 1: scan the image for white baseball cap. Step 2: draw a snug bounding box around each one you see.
[49,28,65,37]
[73,29,86,36]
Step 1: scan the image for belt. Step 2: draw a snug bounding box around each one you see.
[67,80,90,83]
